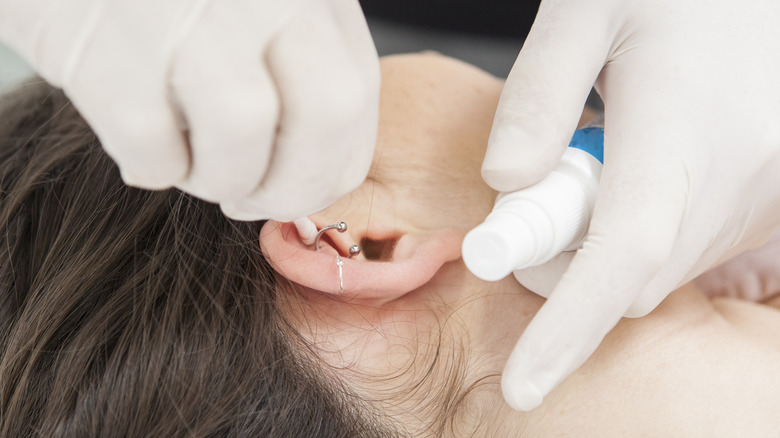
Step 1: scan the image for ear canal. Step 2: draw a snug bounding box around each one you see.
[359,237,399,261]
[259,221,464,303]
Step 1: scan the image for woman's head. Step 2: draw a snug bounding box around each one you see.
[0,80,399,436]
[0,53,545,437]
[258,53,544,436]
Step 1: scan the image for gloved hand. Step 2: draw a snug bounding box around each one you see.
[695,229,780,302]
[0,0,379,221]
[481,0,780,411]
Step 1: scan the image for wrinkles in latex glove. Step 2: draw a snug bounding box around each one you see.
[517,228,780,305]
[0,0,379,221]
[694,229,780,303]
[480,0,780,411]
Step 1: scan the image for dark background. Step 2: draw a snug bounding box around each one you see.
[359,0,541,38]
[359,0,602,109]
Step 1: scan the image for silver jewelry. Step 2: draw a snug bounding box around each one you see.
[313,222,361,258]
[336,255,344,294]
[314,222,348,251]
[348,245,361,258]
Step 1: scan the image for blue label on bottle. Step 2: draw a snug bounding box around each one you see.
[568,127,604,163]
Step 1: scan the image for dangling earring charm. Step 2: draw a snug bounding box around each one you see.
[336,255,345,294]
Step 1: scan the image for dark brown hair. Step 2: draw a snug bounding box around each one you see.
[0,81,397,437]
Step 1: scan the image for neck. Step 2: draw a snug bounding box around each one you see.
[434,262,544,436]
[288,260,543,436]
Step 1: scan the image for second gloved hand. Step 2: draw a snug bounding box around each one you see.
[694,229,780,303]
[0,0,379,221]
[480,0,780,411]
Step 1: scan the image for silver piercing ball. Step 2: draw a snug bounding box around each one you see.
[348,245,361,259]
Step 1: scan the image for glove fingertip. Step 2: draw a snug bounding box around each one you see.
[482,123,566,192]
[120,167,181,191]
[220,203,270,222]
[501,376,545,412]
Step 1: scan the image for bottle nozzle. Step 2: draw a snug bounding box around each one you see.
[462,213,537,281]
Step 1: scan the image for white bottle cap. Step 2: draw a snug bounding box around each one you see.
[463,204,548,281]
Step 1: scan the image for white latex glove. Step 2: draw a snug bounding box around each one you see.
[694,229,780,302]
[481,0,780,411]
[0,0,379,221]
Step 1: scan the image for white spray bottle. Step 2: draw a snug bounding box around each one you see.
[462,118,604,281]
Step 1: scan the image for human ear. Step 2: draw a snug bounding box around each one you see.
[259,220,463,303]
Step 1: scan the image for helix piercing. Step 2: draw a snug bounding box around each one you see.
[314,222,347,251]
[313,222,361,258]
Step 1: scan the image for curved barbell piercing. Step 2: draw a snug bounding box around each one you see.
[313,222,347,251]
[313,222,361,258]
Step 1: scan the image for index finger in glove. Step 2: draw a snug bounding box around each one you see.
[483,1,613,192]
[501,153,688,411]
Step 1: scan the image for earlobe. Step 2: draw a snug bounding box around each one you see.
[259,221,463,303]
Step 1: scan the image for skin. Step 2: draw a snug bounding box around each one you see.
[261,53,780,437]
